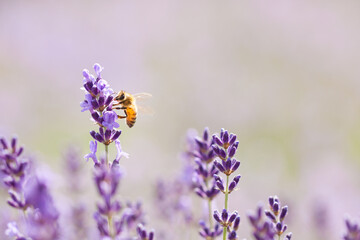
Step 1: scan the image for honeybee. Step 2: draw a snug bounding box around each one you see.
[113,90,152,128]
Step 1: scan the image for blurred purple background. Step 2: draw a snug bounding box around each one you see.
[1,1,360,239]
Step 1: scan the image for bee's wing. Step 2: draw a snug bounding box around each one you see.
[133,93,154,116]
[133,92,152,101]
[137,105,155,116]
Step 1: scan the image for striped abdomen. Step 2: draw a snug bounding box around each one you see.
[125,106,137,128]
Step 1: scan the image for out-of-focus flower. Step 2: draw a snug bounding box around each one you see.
[248,197,292,240]
[0,136,28,196]
[344,217,360,240]
[137,224,155,240]
[248,204,276,240]
[198,220,223,239]
[24,177,59,220]
[5,222,26,239]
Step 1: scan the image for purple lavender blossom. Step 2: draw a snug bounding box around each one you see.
[102,111,120,130]
[84,141,98,164]
[114,139,129,164]
[81,63,120,149]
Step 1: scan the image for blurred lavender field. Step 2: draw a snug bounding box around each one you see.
[1,1,360,239]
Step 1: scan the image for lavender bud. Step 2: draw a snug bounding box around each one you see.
[214,161,225,173]
[230,160,240,172]
[11,138,17,151]
[273,202,279,214]
[228,134,237,145]
[213,135,223,146]
[203,127,209,141]
[221,209,228,222]
[91,99,99,109]
[276,222,282,232]
[213,210,221,223]
[265,210,276,223]
[98,96,105,107]
[229,211,238,223]
[222,131,229,144]
[105,95,113,106]
[228,145,236,158]
[216,181,225,192]
[233,216,240,230]
[1,138,8,149]
[280,206,288,222]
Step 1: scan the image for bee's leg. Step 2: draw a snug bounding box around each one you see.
[117,109,127,119]
[113,107,127,110]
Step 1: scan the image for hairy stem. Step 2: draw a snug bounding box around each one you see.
[105,144,109,166]
[223,175,229,240]
[208,199,213,229]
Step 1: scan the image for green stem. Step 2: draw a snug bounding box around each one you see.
[204,162,213,229]
[104,144,113,239]
[108,214,113,239]
[105,144,109,166]
[223,175,230,240]
[208,199,213,229]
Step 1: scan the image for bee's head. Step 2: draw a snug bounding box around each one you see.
[115,90,126,101]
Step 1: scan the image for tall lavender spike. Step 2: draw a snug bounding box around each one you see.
[186,128,222,238]
[211,129,242,239]
[81,64,157,239]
